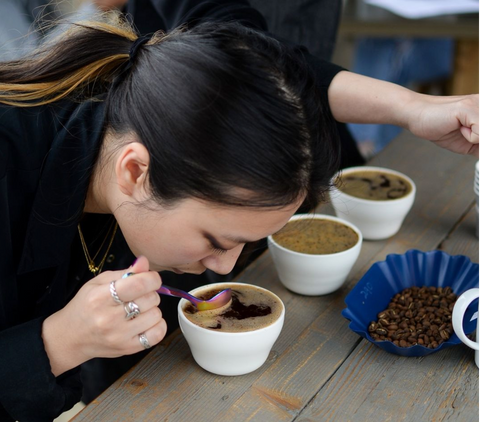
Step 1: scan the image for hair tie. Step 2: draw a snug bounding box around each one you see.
[111,34,152,90]
[129,35,151,62]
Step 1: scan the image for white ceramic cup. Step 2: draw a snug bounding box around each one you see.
[329,166,416,240]
[178,282,285,376]
[452,288,479,367]
[267,214,362,296]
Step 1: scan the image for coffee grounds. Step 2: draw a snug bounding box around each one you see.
[368,286,458,348]
[183,286,282,332]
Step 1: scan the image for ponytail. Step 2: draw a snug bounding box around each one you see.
[0,13,157,107]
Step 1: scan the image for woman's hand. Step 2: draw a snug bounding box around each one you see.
[42,256,167,377]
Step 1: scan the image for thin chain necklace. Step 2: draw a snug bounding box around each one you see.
[78,219,119,276]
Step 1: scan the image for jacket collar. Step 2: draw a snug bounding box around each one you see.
[17,100,106,275]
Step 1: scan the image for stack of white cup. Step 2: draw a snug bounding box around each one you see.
[475,161,479,237]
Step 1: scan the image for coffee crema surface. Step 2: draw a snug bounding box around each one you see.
[337,170,412,200]
[183,285,282,333]
[272,218,358,254]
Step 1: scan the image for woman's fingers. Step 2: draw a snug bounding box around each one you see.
[120,291,161,316]
[122,307,168,354]
[112,271,162,304]
[69,255,167,359]
[133,320,168,352]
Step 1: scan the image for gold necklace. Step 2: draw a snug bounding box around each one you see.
[78,220,119,275]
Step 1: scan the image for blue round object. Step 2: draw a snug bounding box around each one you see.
[342,249,479,357]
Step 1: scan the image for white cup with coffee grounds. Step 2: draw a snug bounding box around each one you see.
[267,214,362,295]
[329,166,416,240]
[178,282,285,376]
[452,288,479,367]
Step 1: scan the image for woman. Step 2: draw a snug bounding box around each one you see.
[0,4,477,422]
[0,12,342,420]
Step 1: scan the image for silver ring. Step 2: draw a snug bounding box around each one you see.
[124,301,140,320]
[110,281,123,304]
[139,333,151,349]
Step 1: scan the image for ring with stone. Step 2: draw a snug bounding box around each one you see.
[124,301,140,320]
[110,280,123,305]
[139,333,151,349]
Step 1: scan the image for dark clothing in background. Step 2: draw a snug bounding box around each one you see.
[248,0,364,168]
[249,0,342,61]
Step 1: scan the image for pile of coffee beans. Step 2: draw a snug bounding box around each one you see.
[368,286,458,348]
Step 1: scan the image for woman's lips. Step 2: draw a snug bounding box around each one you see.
[172,268,184,274]
[171,267,206,275]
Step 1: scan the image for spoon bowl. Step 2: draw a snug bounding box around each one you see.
[157,284,232,311]
[122,272,232,311]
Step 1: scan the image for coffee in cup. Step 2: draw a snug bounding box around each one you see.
[272,218,359,255]
[182,284,283,333]
[337,170,413,200]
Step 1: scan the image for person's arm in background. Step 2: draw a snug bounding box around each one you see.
[328,71,479,157]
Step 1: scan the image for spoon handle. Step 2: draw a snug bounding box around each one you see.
[122,273,201,306]
[157,285,199,305]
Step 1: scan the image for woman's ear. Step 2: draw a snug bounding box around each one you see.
[115,142,150,199]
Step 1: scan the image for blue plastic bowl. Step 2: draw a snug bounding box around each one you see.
[342,249,479,356]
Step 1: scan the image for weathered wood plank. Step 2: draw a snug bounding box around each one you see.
[296,340,478,422]
[73,134,478,421]
[440,204,479,263]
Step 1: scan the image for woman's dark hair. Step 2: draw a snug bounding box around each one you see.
[0,13,340,210]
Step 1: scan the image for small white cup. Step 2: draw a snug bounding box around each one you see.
[330,166,416,240]
[178,282,285,376]
[267,214,362,296]
[452,288,479,367]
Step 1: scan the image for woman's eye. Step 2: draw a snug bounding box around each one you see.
[209,244,228,255]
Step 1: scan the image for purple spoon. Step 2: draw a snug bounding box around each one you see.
[157,285,232,311]
[122,272,232,311]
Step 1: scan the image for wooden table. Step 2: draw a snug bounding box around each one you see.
[338,0,479,96]
[74,133,479,421]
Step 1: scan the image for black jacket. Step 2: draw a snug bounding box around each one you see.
[0,1,347,420]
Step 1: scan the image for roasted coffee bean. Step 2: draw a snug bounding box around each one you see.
[379,318,389,327]
[368,286,458,348]
[376,328,388,336]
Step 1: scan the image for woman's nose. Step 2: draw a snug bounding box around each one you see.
[202,244,245,275]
